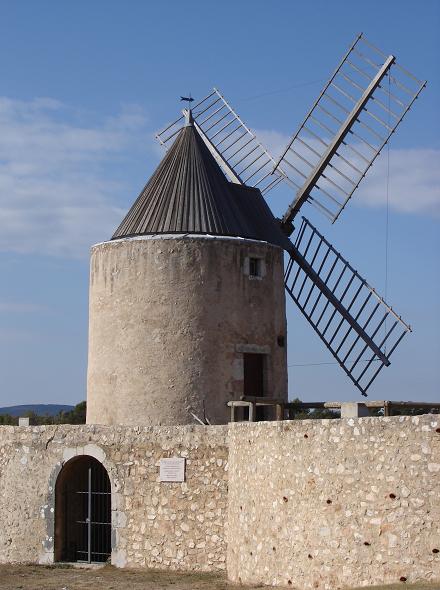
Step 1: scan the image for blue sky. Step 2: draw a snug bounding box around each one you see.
[0,0,439,407]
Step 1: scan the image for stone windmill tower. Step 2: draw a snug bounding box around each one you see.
[87,35,425,426]
[86,111,290,427]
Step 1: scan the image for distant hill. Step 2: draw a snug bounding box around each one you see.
[0,404,74,417]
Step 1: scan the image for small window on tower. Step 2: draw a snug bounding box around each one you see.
[249,258,261,278]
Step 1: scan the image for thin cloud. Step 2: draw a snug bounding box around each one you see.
[1,103,437,262]
[0,301,47,313]
[0,97,149,258]
[0,329,34,343]
[253,129,290,160]
[255,128,440,218]
[356,148,440,217]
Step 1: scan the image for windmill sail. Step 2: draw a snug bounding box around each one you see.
[156,88,288,195]
[155,35,422,397]
[275,34,426,229]
[285,217,411,396]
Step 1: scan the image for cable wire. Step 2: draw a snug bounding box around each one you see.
[237,78,326,103]
[384,72,392,353]
[288,358,380,368]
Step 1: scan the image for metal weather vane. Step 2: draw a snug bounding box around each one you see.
[180,94,194,111]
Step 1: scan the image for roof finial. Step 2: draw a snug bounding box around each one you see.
[180,94,194,126]
[184,108,194,127]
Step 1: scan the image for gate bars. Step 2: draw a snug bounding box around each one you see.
[75,464,111,563]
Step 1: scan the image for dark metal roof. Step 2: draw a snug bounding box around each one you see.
[112,121,291,251]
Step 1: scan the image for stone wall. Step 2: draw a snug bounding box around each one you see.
[227,415,440,588]
[0,424,228,571]
[1,416,439,587]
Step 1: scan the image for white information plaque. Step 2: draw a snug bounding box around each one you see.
[159,457,186,482]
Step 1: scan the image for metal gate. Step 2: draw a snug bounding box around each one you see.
[57,456,111,563]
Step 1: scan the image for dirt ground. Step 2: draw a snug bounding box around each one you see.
[0,565,437,590]
[352,585,439,590]
[0,564,259,590]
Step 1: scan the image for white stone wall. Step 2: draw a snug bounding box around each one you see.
[0,424,228,571]
[1,416,439,587]
[227,415,440,588]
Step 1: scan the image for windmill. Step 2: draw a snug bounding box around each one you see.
[155,34,426,398]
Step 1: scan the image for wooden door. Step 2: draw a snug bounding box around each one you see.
[243,353,264,397]
[243,353,265,420]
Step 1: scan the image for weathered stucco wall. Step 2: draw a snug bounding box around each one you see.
[87,235,287,427]
[0,424,228,571]
[227,415,440,589]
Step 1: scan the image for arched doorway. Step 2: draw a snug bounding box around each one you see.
[55,455,111,563]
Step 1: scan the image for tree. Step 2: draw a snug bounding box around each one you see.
[0,401,87,426]
[56,401,87,424]
[0,413,17,426]
[289,398,339,420]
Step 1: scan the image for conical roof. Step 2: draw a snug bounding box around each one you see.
[112,120,291,251]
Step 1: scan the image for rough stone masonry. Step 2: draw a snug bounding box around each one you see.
[0,414,439,588]
[0,424,228,571]
[228,415,440,588]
